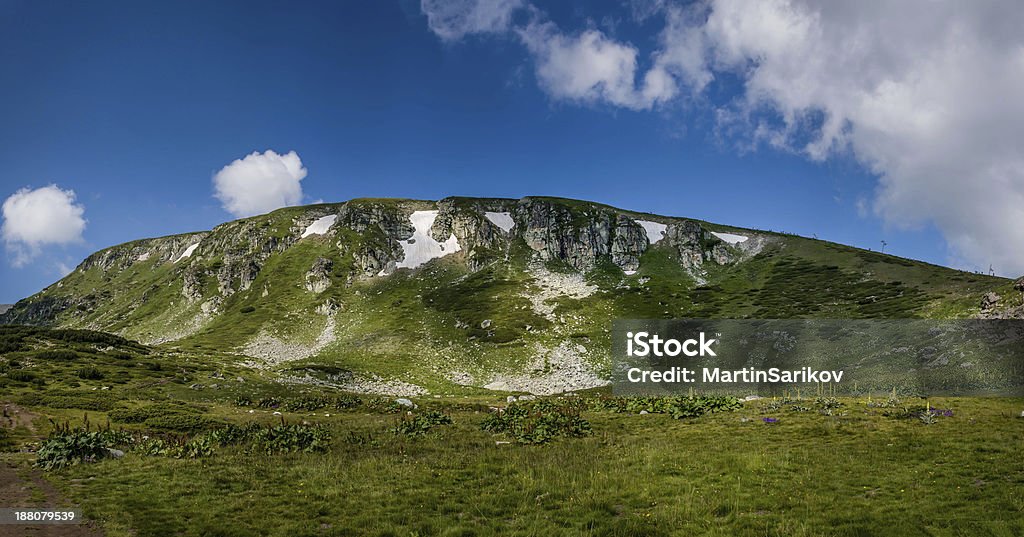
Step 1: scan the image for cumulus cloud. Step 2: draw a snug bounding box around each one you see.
[421,0,525,41]
[213,150,308,218]
[2,185,87,267]
[658,0,1024,274]
[517,21,676,110]
[424,0,1024,275]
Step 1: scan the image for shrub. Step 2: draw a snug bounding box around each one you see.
[392,411,453,437]
[240,306,256,314]
[256,397,281,409]
[587,395,741,419]
[282,396,333,412]
[77,367,104,380]
[34,423,131,470]
[7,370,36,382]
[0,428,16,452]
[35,430,111,470]
[35,350,78,361]
[233,396,253,407]
[251,424,332,454]
[482,403,591,445]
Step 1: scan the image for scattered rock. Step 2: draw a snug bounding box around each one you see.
[395,398,417,409]
[639,410,649,415]
[106,448,125,459]
[981,292,1001,311]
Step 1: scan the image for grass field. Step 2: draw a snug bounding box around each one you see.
[4,385,1023,536]
[3,320,1023,536]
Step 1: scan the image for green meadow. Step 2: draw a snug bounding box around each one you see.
[2,326,1022,537]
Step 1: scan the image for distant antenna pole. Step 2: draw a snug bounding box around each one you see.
[880,240,887,253]
[989,264,995,276]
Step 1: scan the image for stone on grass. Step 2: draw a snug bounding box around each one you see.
[396,398,416,409]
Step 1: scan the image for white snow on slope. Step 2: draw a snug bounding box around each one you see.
[636,220,667,244]
[485,212,515,233]
[395,211,461,269]
[301,214,337,238]
[711,232,748,244]
[175,243,199,263]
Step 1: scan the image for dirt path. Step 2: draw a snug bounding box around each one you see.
[0,403,104,537]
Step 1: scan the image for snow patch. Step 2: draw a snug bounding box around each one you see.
[301,214,337,238]
[624,270,636,276]
[637,220,667,244]
[175,243,199,263]
[396,211,461,269]
[485,211,515,232]
[712,232,748,244]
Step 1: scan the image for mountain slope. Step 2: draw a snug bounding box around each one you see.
[0,196,1005,394]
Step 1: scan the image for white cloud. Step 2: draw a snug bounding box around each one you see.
[657,0,1024,275]
[213,150,307,218]
[424,0,1024,275]
[517,21,676,110]
[421,0,524,41]
[2,185,87,267]
[423,0,675,110]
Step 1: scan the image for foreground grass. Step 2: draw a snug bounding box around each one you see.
[28,396,1024,537]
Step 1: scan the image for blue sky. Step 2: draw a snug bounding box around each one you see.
[3,0,1019,303]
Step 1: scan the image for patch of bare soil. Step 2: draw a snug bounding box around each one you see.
[1,402,104,537]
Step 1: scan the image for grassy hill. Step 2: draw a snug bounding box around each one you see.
[0,196,1006,395]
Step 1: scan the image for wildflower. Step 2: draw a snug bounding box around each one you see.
[763,417,779,424]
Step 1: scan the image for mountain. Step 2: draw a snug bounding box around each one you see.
[0,304,11,315]
[0,196,1008,394]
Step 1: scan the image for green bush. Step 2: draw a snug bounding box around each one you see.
[251,424,332,454]
[239,306,256,314]
[392,410,453,437]
[77,367,104,380]
[0,428,16,452]
[7,369,36,382]
[481,403,591,445]
[34,424,132,470]
[35,350,79,361]
[587,395,741,419]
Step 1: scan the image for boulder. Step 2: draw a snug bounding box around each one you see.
[395,398,416,409]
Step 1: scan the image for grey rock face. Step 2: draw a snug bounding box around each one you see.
[610,215,647,272]
[182,266,205,302]
[305,257,334,293]
[514,198,648,272]
[664,221,708,270]
[337,203,411,276]
[0,295,77,326]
